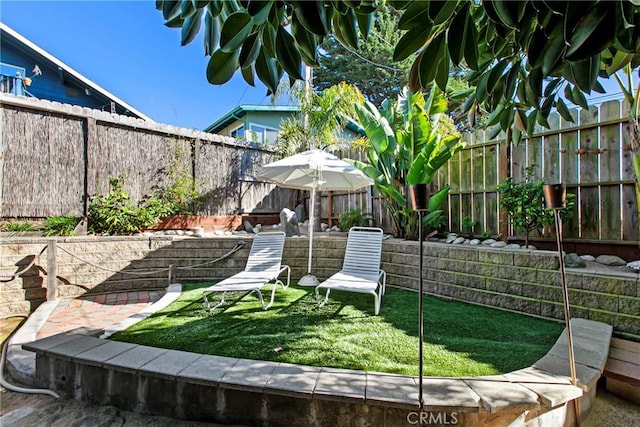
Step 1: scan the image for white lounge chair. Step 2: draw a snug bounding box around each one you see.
[315,227,386,315]
[202,231,290,311]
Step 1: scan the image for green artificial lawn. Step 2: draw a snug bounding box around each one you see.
[112,282,564,377]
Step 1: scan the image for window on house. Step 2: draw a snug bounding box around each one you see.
[248,124,279,144]
[230,125,245,139]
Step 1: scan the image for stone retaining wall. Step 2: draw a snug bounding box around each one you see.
[1,236,638,339]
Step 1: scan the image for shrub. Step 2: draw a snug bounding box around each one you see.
[338,208,374,231]
[88,175,174,235]
[43,216,81,236]
[3,221,36,232]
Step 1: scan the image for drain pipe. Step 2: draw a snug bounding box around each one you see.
[0,316,60,398]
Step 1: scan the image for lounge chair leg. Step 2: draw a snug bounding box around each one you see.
[374,294,379,315]
[318,288,331,308]
[253,290,266,310]
[202,292,210,310]
[265,285,278,310]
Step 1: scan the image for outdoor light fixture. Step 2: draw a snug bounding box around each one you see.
[543,183,580,426]
[410,183,429,421]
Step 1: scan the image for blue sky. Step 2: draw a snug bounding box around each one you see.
[1,1,279,130]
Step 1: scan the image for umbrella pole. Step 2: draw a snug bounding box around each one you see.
[299,186,319,286]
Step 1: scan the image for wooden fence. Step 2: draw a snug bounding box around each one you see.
[440,99,638,244]
[0,95,296,219]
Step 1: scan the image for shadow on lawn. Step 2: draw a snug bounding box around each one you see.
[112,282,563,376]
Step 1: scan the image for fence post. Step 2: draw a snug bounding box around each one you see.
[47,240,58,301]
[168,264,177,286]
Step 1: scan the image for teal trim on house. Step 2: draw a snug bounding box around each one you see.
[204,105,300,133]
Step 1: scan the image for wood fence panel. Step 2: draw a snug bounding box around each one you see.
[580,187,600,239]
[544,132,560,184]
[623,184,639,240]
[449,194,460,231]
[1,108,85,217]
[484,145,498,190]
[561,128,579,184]
[565,187,580,238]
[486,192,499,236]
[473,193,485,234]
[449,150,461,192]
[511,141,526,181]
[622,122,635,181]
[460,149,472,192]
[472,147,484,191]
[600,101,621,182]
[528,136,543,178]
[601,184,622,240]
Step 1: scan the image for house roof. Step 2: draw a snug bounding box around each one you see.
[203,105,300,133]
[0,22,152,121]
[204,104,365,137]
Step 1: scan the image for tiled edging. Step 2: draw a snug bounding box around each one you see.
[21,319,612,427]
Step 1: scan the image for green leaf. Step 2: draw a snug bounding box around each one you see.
[181,8,204,46]
[435,48,450,91]
[220,11,253,53]
[207,0,223,17]
[570,55,600,92]
[566,4,613,59]
[261,23,277,57]
[162,0,182,21]
[541,21,566,74]
[485,103,505,127]
[514,108,527,132]
[275,26,303,80]
[291,15,318,59]
[492,0,522,28]
[255,49,280,94]
[555,98,574,122]
[356,11,372,40]
[605,50,635,75]
[503,63,519,100]
[447,3,468,66]
[180,0,196,18]
[239,32,261,68]
[394,27,432,62]
[462,7,478,70]
[336,8,359,48]
[418,33,445,86]
[428,186,450,212]
[206,48,239,84]
[429,0,459,25]
[293,0,328,36]
[398,1,431,31]
[240,64,255,86]
[247,0,271,25]
[204,13,220,55]
[571,85,589,109]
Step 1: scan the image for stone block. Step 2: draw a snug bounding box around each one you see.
[569,289,619,313]
[514,250,558,269]
[448,246,479,262]
[485,278,522,295]
[424,244,449,259]
[218,358,277,392]
[619,295,640,317]
[540,301,589,321]
[463,379,539,413]
[216,388,262,426]
[581,275,637,297]
[314,367,365,402]
[140,349,202,380]
[454,272,485,289]
[106,369,140,411]
[262,393,316,425]
[174,381,221,421]
[264,362,321,398]
[365,372,417,408]
[478,249,514,265]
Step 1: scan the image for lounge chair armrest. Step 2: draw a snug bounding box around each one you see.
[278,265,291,288]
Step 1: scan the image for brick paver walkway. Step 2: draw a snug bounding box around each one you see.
[36,290,164,339]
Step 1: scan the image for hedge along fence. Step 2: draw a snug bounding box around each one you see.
[0,95,296,218]
[1,236,638,340]
[438,98,638,245]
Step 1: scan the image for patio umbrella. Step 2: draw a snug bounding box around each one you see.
[257,149,373,286]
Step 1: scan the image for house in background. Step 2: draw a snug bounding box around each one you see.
[0,22,150,120]
[204,105,299,144]
[204,104,364,145]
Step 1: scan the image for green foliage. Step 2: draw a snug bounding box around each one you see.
[314,5,411,107]
[338,208,374,231]
[3,221,36,232]
[277,82,365,157]
[497,167,575,246]
[88,175,175,235]
[351,86,463,239]
[461,216,477,233]
[43,216,80,237]
[154,142,202,215]
[113,282,563,377]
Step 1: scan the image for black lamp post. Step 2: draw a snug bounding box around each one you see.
[410,183,429,421]
[543,183,580,427]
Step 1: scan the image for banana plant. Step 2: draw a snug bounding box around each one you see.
[350,86,463,239]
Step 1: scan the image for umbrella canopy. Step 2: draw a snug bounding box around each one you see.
[257,149,373,285]
[258,149,373,191]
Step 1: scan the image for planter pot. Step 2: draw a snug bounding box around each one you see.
[409,184,430,212]
[543,184,565,209]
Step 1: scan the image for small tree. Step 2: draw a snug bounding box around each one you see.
[497,167,575,247]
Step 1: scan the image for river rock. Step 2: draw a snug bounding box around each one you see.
[243,220,254,232]
[280,208,300,237]
[482,239,497,245]
[506,243,521,249]
[469,239,481,245]
[491,241,507,248]
[595,255,627,266]
[565,253,586,268]
[627,260,640,271]
[446,234,458,244]
[453,237,465,244]
[580,255,596,262]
